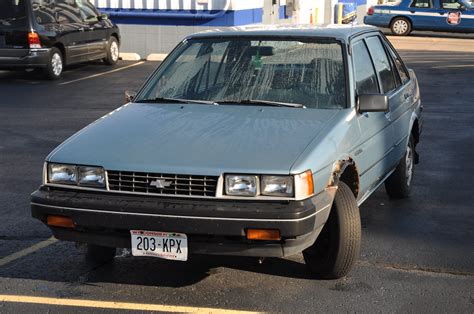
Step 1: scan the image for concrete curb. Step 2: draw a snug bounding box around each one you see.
[146,54,168,61]
[388,36,474,53]
[119,52,142,61]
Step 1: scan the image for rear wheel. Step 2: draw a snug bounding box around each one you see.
[44,47,63,80]
[104,37,119,65]
[303,182,361,279]
[385,136,415,199]
[85,244,116,263]
[391,17,412,36]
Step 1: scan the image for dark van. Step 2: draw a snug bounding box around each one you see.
[0,0,120,79]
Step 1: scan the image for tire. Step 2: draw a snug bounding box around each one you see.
[104,37,119,65]
[44,47,63,80]
[390,17,412,36]
[385,136,415,199]
[303,182,361,279]
[85,244,116,263]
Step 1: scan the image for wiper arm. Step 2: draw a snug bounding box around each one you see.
[136,97,218,105]
[216,99,305,108]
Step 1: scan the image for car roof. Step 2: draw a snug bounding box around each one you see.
[188,24,378,42]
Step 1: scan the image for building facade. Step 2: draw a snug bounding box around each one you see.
[91,0,377,58]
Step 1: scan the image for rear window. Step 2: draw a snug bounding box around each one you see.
[0,0,28,27]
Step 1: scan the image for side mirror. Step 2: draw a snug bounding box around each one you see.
[358,94,389,113]
[124,90,136,103]
[99,13,109,21]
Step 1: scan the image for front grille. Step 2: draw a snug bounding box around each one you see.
[107,170,218,197]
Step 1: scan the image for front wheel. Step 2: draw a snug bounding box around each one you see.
[385,136,415,199]
[303,182,361,279]
[44,47,63,80]
[104,37,119,65]
[391,17,412,36]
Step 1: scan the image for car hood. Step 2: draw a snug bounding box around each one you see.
[48,103,339,176]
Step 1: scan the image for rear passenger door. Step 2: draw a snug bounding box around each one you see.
[76,0,108,60]
[55,0,89,64]
[408,0,440,29]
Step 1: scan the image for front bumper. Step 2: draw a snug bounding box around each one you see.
[31,186,335,257]
[0,48,50,69]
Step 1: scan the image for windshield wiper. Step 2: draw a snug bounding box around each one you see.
[216,99,305,108]
[136,97,218,105]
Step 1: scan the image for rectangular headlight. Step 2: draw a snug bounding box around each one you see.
[225,175,257,196]
[78,166,105,187]
[261,175,294,197]
[48,164,77,185]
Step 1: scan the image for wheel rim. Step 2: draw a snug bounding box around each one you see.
[110,41,119,62]
[51,53,62,76]
[406,145,414,186]
[393,20,408,35]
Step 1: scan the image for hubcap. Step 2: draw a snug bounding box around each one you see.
[51,53,62,76]
[406,145,414,186]
[110,41,119,62]
[393,20,408,35]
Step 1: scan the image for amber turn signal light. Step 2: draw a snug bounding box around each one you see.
[47,215,75,228]
[247,229,281,241]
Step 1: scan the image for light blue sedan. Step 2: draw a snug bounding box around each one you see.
[31,25,422,279]
[365,0,474,35]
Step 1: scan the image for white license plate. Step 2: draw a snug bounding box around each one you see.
[130,230,188,261]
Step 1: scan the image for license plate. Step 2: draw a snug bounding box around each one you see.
[130,230,188,261]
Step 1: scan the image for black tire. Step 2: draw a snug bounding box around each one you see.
[103,37,119,65]
[390,17,412,36]
[85,244,116,263]
[44,47,63,80]
[385,136,415,199]
[303,182,361,279]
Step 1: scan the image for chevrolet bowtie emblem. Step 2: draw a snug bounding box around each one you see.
[150,179,172,189]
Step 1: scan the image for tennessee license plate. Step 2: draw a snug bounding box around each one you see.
[130,230,188,261]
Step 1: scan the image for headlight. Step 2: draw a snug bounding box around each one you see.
[261,175,294,197]
[225,175,257,196]
[47,163,105,188]
[48,164,77,184]
[78,166,105,187]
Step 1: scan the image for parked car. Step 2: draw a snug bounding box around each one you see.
[365,0,474,36]
[0,0,120,79]
[31,25,422,279]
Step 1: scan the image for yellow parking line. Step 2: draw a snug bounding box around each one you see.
[0,237,58,268]
[59,61,145,86]
[0,295,259,313]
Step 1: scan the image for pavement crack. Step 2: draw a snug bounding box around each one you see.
[357,260,474,278]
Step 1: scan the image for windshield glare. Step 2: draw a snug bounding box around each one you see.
[138,38,347,109]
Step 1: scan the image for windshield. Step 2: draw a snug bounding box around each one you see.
[0,0,28,27]
[138,38,347,109]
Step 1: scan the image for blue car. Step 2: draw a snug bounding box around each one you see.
[365,0,474,35]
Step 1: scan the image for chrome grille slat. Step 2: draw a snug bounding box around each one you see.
[107,170,218,197]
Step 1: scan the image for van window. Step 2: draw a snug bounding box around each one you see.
[76,0,99,23]
[0,0,28,27]
[56,0,83,24]
[32,0,56,25]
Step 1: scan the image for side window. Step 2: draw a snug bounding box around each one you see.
[353,41,380,95]
[441,0,463,9]
[32,0,56,25]
[55,0,83,24]
[76,0,99,23]
[366,36,397,93]
[411,0,433,8]
[383,39,410,84]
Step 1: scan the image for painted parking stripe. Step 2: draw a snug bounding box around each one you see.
[0,237,58,268]
[59,61,145,86]
[0,295,259,313]
[432,64,474,69]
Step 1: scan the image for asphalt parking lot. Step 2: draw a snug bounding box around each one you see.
[0,43,473,313]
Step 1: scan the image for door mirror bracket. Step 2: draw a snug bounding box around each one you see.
[125,90,136,103]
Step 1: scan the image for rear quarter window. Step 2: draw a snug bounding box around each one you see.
[32,0,56,25]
